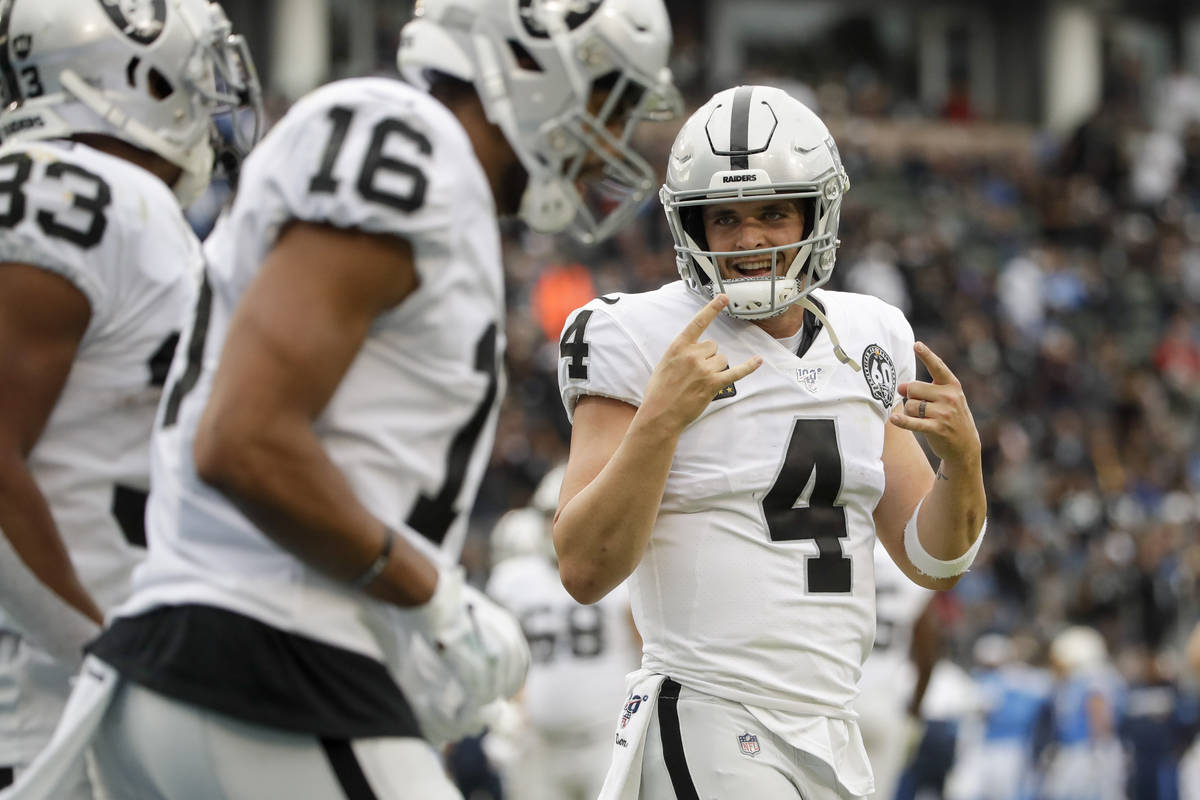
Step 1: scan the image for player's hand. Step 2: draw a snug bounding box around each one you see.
[397,629,516,747]
[415,567,531,708]
[889,342,981,465]
[640,295,762,434]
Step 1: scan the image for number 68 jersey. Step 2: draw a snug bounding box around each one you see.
[120,79,506,662]
[558,282,916,718]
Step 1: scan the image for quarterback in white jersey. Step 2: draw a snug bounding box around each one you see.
[554,86,988,800]
[70,2,680,799]
[0,0,259,796]
[854,541,937,800]
[486,497,641,800]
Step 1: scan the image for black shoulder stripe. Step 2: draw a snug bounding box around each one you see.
[728,85,754,171]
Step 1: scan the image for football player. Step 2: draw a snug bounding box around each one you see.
[553,85,988,799]
[486,468,641,800]
[853,540,938,800]
[0,1,260,797]
[78,1,678,798]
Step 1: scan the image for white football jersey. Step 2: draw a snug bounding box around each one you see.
[487,555,638,733]
[857,538,934,709]
[558,281,915,715]
[0,139,200,619]
[118,78,506,661]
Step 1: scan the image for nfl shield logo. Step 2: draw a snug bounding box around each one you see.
[737,732,760,757]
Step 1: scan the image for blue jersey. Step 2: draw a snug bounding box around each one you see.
[978,665,1053,743]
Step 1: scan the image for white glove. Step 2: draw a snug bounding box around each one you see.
[396,632,508,747]
[415,567,530,709]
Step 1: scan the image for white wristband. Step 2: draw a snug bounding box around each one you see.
[903,498,987,578]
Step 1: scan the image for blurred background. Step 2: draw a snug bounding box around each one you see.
[207,2,1200,798]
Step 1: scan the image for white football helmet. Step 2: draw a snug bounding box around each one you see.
[529,462,565,515]
[399,0,681,244]
[661,85,851,321]
[1050,625,1107,675]
[489,507,554,566]
[0,0,263,206]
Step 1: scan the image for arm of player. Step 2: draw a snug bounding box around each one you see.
[874,341,986,590]
[907,597,940,717]
[0,264,106,630]
[554,295,762,604]
[191,221,441,608]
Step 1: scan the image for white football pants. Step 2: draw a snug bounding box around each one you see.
[638,681,863,800]
[91,681,463,800]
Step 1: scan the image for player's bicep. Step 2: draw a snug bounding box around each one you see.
[556,395,638,520]
[0,265,90,454]
[204,222,416,429]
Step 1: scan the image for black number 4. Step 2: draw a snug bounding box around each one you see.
[762,418,852,593]
[559,310,592,379]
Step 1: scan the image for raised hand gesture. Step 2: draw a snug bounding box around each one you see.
[639,295,763,435]
[889,341,981,466]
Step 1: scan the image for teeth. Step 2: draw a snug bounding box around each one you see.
[735,262,772,273]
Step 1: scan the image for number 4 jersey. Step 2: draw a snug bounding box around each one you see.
[116,79,506,662]
[558,281,916,719]
[0,139,199,617]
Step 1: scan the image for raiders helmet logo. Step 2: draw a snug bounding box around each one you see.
[99,0,167,45]
[518,0,603,39]
[861,344,896,408]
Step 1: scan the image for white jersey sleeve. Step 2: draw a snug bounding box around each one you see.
[558,296,655,420]
[248,83,453,242]
[0,140,200,614]
[882,302,916,409]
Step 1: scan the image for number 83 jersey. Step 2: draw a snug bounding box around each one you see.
[558,281,916,717]
[126,79,506,661]
[0,140,199,615]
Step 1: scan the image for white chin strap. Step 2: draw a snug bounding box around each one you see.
[60,70,212,205]
[797,296,859,372]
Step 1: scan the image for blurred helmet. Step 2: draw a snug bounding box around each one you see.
[972,633,1016,668]
[1049,626,1107,674]
[0,0,263,206]
[530,463,565,515]
[490,507,554,565]
[398,0,681,244]
[661,85,851,320]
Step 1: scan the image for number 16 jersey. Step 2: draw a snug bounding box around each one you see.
[118,78,506,664]
[558,282,915,719]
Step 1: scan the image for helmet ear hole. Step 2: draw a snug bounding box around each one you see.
[148,68,175,100]
[506,39,543,72]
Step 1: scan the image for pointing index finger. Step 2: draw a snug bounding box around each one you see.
[915,341,958,385]
[676,294,729,345]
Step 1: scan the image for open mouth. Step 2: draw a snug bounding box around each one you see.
[729,259,774,278]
